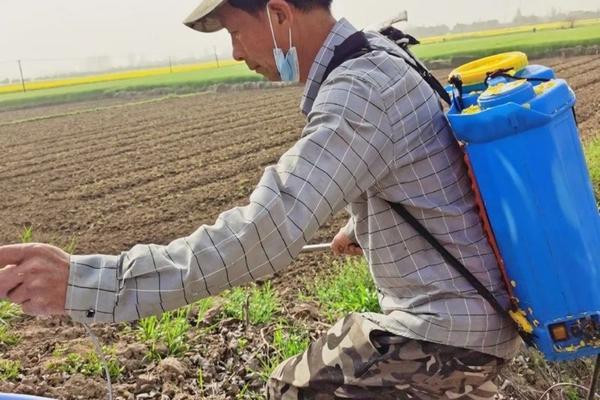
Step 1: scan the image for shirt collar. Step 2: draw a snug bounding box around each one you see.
[300,18,359,116]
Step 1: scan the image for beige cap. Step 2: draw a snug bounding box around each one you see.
[183,0,228,32]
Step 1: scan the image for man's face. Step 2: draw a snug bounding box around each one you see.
[217,4,280,81]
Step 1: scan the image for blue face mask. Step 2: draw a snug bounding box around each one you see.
[266,7,300,82]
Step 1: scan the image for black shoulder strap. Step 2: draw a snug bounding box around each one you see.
[380,27,451,106]
[388,201,507,316]
[322,31,372,84]
[388,200,535,345]
[322,28,451,105]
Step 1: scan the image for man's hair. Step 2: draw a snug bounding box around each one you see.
[228,0,333,14]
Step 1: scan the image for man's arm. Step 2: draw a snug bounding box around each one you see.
[0,73,393,323]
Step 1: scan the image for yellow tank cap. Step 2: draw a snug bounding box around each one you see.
[449,52,529,87]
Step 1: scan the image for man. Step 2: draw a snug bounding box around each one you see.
[0,0,521,398]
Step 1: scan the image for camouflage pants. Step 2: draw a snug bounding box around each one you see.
[267,313,506,400]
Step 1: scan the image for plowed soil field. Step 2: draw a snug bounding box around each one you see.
[0,55,599,399]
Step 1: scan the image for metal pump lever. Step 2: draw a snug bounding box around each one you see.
[301,243,331,253]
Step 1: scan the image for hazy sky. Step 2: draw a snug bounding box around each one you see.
[1,0,599,79]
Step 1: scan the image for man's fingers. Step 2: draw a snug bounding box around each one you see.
[330,239,345,256]
[0,264,26,298]
[348,244,364,256]
[0,244,27,267]
[7,283,29,305]
[346,243,363,256]
[331,243,363,256]
[331,230,363,256]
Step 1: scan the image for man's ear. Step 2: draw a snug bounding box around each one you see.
[266,0,294,27]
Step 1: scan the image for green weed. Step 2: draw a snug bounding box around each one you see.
[62,236,78,254]
[0,359,21,381]
[18,226,77,253]
[193,297,215,327]
[563,386,581,400]
[20,226,33,243]
[137,307,191,361]
[0,325,21,347]
[0,301,21,325]
[222,281,280,325]
[236,383,265,400]
[258,324,311,382]
[272,325,311,361]
[308,258,380,322]
[238,337,249,353]
[47,347,122,379]
[197,368,204,394]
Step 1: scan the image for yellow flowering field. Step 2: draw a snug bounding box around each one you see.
[0,59,241,95]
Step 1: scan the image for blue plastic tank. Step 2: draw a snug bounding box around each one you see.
[0,395,54,400]
[447,68,600,361]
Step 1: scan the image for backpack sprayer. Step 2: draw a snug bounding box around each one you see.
[445,52,600,399]
[446,52,600,361]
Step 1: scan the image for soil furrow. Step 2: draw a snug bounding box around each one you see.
[0,93,300,163]
[0,112,302,183]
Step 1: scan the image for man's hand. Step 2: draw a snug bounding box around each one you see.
[331,229,363,256]
[0,243,70,316]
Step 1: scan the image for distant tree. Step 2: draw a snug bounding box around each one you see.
[514,8,523,24]
[452,23,469,33]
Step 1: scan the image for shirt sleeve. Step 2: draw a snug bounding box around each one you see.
[65,73,395,323]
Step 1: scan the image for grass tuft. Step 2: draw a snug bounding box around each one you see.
[18,226,78,253]
[222,281,280,326]
[258,323,311,383]
[137,307,191,361]
[191,298,215,328]
[0,301,21,325]
[20,226,33,243]
[0,324,21,348]
[0,359,21,381]
[48,347,122,379]
[308,257,380,322]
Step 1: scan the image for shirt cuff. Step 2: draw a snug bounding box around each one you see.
[65,254,122,323]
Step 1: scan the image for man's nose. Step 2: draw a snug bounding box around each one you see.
[232,44,245,62]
